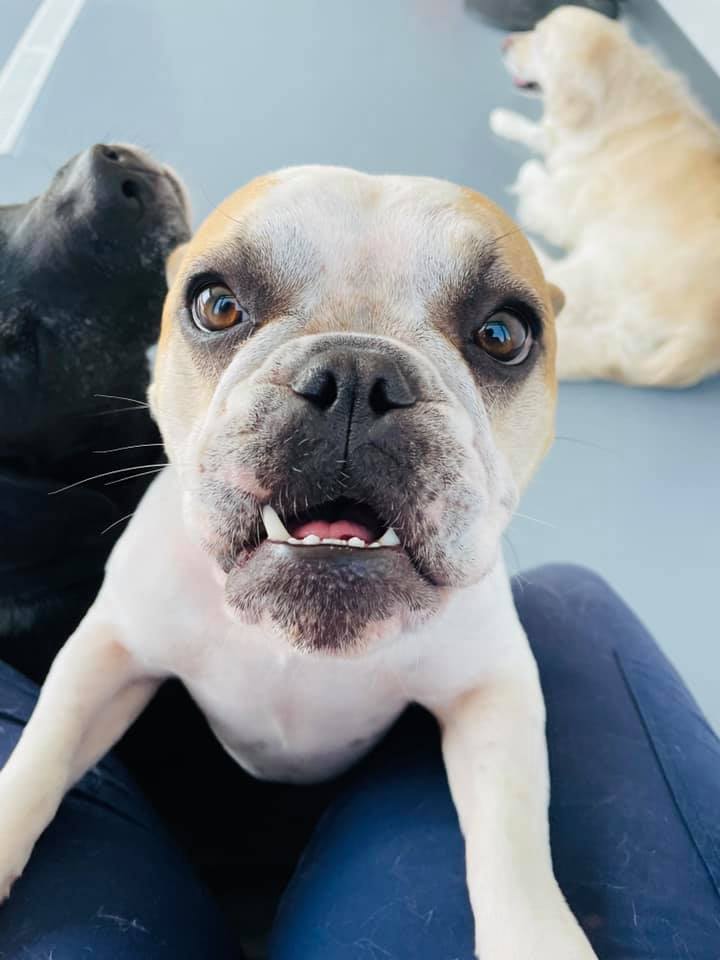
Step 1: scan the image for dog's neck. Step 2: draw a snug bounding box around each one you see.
[545,107,698,169]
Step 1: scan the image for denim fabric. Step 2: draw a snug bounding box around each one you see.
[0,661,239,959]
[271,566,720,959]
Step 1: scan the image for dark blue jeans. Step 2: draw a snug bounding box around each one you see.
[0,566,718,958]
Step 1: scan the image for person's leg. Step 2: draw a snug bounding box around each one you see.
[0,661,239,959]
[270,564,720,959]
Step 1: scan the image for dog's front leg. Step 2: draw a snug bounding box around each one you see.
[0,616,160,901]
[436,656,597,960]
[511,160,579,249]
[489,109,547,154]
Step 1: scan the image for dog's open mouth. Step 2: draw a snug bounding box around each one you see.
[261,497,400,550]
[512,77,542,94]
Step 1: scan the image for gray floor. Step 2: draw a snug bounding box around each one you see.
[1,0,718,727]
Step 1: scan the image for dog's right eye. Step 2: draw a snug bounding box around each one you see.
[191,284,251,334]
[474,310,532,365]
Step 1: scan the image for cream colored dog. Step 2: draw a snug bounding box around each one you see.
[0,166,596,959]
[490,6,720,387]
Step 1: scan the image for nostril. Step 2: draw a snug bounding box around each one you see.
[291,367,338,410]
[121,179,140,201]
[368,374,416,416]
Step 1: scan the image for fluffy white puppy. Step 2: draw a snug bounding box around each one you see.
[491,6,720,387]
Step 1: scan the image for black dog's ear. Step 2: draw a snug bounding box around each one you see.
[548,282,565,316]
[165,241,190,287]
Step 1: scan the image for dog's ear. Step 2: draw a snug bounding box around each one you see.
[547,29,616,130]
[165,242,190,287]
[550,85,599,129]
[548,282,565,316]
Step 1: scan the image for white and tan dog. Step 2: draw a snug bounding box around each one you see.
[491,6,720,387]
[0,166,596,959]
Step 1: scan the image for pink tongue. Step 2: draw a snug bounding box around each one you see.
[291,520,374,542]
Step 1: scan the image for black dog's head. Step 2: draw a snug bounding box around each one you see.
[0,145,190,683]
[0,143,190,477]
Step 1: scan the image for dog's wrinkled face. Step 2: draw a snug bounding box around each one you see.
[502,7,629,130]
[151,166,559,653]
[0,143,190,464]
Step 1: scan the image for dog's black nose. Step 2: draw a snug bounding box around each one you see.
[90,144,155,211]
[291,350,417,416]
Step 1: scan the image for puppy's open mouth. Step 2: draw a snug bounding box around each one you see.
[261,498,400,550]
[512,76,542,94]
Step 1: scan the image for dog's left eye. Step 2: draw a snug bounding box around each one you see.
[474,311,532,364]
[191,284,251,333]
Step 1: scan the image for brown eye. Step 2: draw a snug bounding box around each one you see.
[191,284,250,333]
[474,311,532,364]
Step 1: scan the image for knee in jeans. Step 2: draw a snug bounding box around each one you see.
[515,563,623,611]
[512,563,650,660]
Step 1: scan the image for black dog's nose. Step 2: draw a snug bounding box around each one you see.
[291,350,417,416]
[90,144,153,210]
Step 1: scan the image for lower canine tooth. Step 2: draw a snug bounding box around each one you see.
[262,504,291,542]
[347,537,365,548]
[378,527,400,547]
[303,534,321,545]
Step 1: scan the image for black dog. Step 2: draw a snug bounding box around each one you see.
[0,143,190,683]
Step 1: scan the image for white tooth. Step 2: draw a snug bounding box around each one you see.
[368,542,381,548]
[303,534,321,545]
[262,505,291,542]
[347,537,365,548]
[321,537,346,546]
[287,537,302,545]
[378,527,400,547]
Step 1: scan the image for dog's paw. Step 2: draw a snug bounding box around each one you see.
[489,107,522,138]
[0,870,21,904]
[512,159,547,193]
[0,841,32,905]
[0,790,44,905]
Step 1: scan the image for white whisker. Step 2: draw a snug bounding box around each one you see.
[512,511,556,528]
[93,393,149,408]
[93,443,165,454]
[88,406,151,417]
[100,512,136,536]
[49,464,167,495]
[104,468,164,487]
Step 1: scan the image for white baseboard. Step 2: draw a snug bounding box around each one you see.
[655,0,720,76]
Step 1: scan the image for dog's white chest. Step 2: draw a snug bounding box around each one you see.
[181,641,409,783]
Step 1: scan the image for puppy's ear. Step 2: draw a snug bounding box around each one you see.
[547,30,615,129]
[165,242,190,287]
[550,87,598,129]
[548,282,565,316]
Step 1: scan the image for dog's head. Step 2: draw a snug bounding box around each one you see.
[151,166,561,654]
[501,6,658,133]
[0,144,190,469]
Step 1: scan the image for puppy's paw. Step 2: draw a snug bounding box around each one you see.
[0,841,32,904]
[0,788,47,905]
[0,871,20,904]
[512,158,547,193]
[489,107,524,138]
